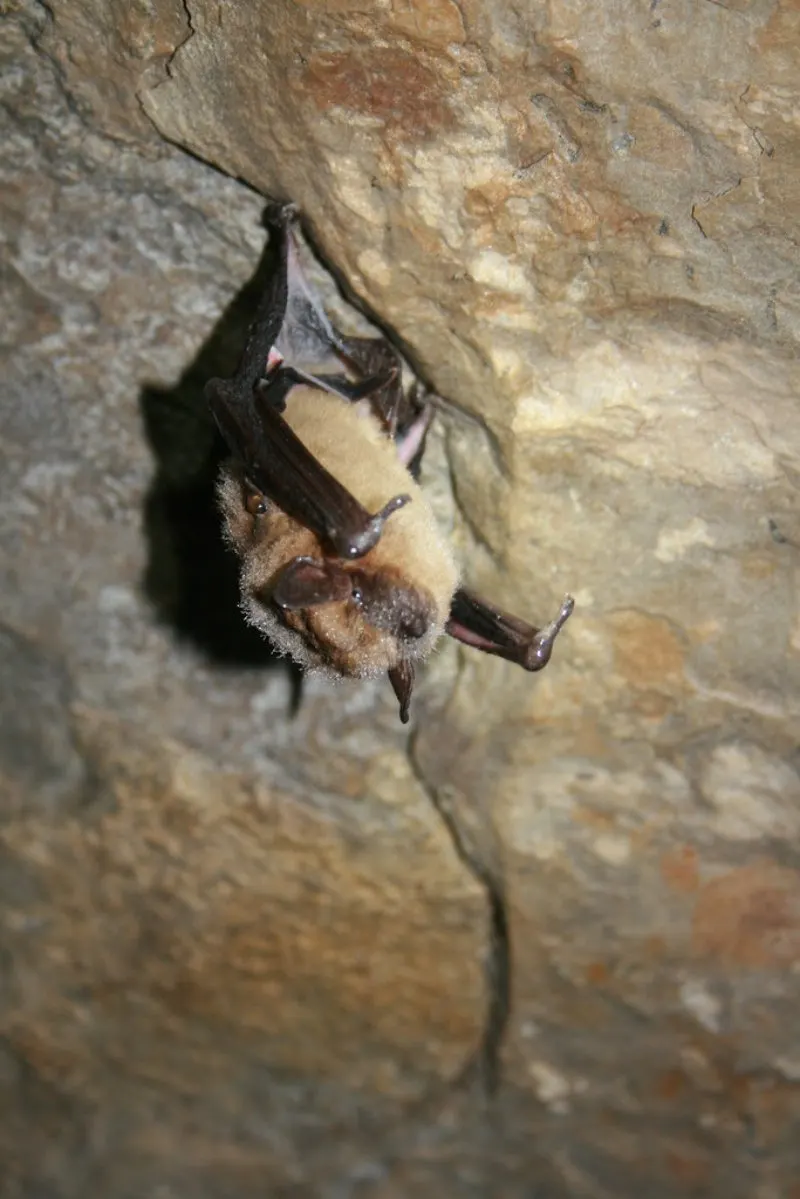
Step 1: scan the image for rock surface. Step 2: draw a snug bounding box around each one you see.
[2,0,800,1195]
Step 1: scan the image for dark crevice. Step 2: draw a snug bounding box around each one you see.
[168,0,196,76]
[689,203,708,238]
[768,518,799,551]
[295,764,514,1187]
[409,766,512,1098]
[137,218,302,692]
[482,879,511,1092]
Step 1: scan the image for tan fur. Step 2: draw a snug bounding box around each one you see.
[216,387,460,678]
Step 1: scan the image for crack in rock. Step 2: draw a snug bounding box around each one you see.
[409,761,512,1097]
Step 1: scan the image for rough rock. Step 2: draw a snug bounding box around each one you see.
[2,0,800,1194]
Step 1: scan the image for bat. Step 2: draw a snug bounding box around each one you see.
[205,204,574,723]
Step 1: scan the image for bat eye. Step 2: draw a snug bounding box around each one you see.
[348,570,368,608]
[245,492,267,517]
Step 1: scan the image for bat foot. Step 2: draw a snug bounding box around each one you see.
[525,594,575,670]
[263,200,300,230]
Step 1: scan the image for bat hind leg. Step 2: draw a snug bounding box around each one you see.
[446,590,574,672]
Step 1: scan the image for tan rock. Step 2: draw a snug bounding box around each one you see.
[4,0,800,1192]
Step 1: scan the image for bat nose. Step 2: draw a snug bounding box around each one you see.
[397,610,428,640]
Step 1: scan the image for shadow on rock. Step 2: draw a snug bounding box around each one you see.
[138,219,301,704]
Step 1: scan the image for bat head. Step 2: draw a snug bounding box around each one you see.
[216,450,456,684]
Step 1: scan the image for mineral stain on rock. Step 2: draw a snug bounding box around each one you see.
[609,610,687,681]
[660,844,700,894]
[692,862,800,970]
[298,47,455,139]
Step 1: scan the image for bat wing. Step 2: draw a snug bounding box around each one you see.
[205,204,413,560]
[274,212,352,379]
[259,206,402,403]
[208,371,410,561]
[225,203,391,398]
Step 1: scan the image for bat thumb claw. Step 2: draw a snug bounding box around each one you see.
[526,594,575,669]
[336,493,411,559]
[376,493,411,523]
[365,493,412,547]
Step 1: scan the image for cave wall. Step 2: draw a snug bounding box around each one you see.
[2,0,800,1195]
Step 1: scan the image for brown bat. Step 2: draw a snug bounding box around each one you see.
[205,205,573,723]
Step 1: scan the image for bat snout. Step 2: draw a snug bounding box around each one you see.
[348,567,436,644]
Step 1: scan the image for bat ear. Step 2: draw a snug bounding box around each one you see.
[388,660,415,724]
[272,557,353,609]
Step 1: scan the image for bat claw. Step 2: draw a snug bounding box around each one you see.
[525,594,575,669]
[263,200,300,229]
[334,493,411,559]
[376,493,411,522]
